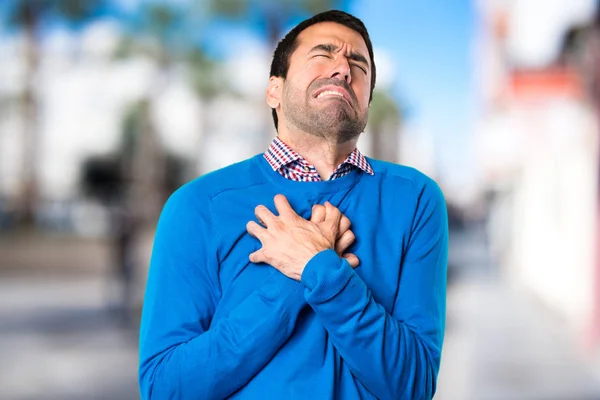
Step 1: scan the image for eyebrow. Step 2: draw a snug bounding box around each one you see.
[308,43,369,68]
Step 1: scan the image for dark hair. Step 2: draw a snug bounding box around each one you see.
[269,10,376,131]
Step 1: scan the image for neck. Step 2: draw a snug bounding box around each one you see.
[277,125,358,180]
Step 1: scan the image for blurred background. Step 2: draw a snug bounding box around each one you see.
[1,0,600,399]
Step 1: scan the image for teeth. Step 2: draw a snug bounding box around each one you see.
[317,90,344,99]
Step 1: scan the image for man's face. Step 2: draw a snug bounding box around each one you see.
[276,22,372,143]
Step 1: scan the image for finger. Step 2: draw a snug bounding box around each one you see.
[274,194,298,220]
[246,220,266,239]
[311,204,326,223]
[335,229,355,255]
[324,201,342,234]
[257,215,267,227]
[342,253,360,268]
[338,214,351,238]
[249,248,266,264]
[254,205,276,227]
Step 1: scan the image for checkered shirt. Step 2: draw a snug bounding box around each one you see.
[263,137,374,182]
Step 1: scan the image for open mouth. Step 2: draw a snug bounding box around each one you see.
[317,90,345,99]
[313,86,352,105]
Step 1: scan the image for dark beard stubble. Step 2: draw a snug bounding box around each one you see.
[281,82,368,144]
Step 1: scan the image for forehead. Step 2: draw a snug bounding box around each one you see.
[295,22,369,58]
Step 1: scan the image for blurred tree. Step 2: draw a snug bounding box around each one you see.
[6,0,104,228]
[116,2,235,179]
[186,46,232,174]
[113,3,185,223]
[368,88,402,163]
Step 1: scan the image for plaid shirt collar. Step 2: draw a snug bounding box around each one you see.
[263,136,374,182]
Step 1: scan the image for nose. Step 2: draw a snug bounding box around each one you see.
[329,55,351,85]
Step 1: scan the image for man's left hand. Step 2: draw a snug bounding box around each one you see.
[246,194,342,281]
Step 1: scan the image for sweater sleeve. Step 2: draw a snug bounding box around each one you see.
[138,186,306,400]
[300,180,448,400]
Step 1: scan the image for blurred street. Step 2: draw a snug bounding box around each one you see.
[0,234,140,400]
[2,224,600,399]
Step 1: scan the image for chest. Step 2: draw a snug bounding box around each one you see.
[209,188,412,320]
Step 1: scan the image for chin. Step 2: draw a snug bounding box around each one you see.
[317,105,354,122]
[321,119,363,141]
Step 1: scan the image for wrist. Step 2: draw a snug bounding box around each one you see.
[297,246,332,279]
[301,249,353,303]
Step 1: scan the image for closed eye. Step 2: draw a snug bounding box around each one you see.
[351,64,367,74]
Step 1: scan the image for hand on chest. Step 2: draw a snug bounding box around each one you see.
[213,194,404,312]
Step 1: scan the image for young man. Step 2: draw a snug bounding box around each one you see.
[139,10,448,400]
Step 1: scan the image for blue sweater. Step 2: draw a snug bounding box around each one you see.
[139,154,448,400]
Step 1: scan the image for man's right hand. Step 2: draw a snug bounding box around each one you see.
[311,202,360,268]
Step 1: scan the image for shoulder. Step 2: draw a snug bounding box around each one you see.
[367,158,445,203]
[170,155,267,204]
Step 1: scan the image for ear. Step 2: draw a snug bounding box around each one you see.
[266,76,283,109]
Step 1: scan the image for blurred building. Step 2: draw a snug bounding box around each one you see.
[474,0,600,350]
